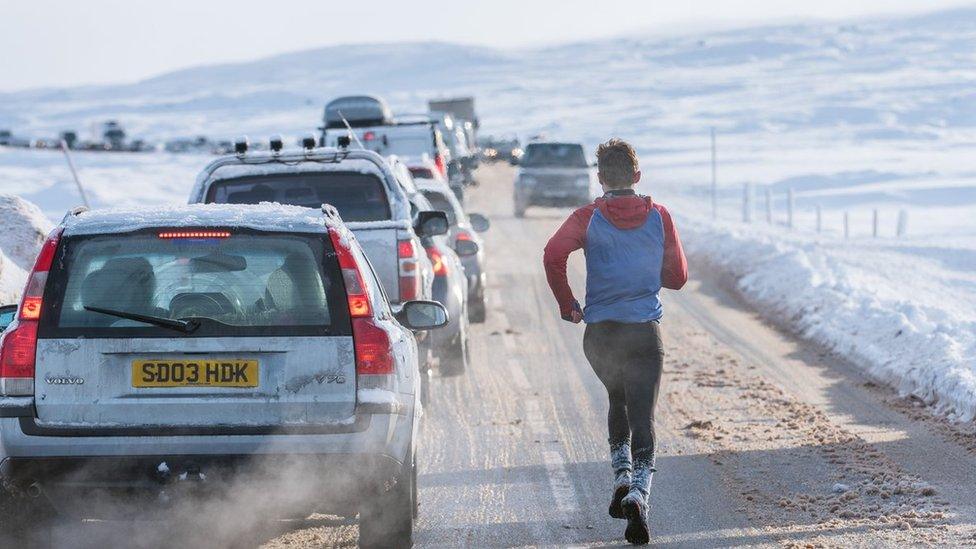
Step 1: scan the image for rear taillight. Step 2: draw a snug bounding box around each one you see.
[456,229,474,243]
[427,246,448,277]
[433,153,447,178]
[328,228,395,378]
[351,318,394,375]
[0,228,62,395]
[398,239,420,301]
[329,228,371,318]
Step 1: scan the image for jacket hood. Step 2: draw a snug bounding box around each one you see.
[595,193,653,229]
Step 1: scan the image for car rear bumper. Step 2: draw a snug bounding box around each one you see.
[0,404,416,511]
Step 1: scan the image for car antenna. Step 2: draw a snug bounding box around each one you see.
[337,110,366,150]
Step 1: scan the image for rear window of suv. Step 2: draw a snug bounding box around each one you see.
[38,229,352,338]
[206,172,391,222]
[521,144,587,168]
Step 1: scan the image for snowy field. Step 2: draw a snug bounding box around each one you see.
[1,8,975,419]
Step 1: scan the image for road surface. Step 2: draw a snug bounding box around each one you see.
[41,164,976,547]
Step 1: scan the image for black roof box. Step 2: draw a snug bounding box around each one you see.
[323,95,394,129]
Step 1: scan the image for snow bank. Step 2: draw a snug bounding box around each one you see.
[0,194,54,270]
[680,217,976,422]
[0,249,27,306]
[0,195,52,304]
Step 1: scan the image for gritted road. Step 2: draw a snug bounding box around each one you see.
[34,164,976,548]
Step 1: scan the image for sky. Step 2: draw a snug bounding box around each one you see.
[0,0,972,92]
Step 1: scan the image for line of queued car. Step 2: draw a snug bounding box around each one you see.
[0,95,492,547]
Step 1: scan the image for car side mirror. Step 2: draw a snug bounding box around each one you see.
[455,239,479,257]
[415,210,449,237]
[0,304,16,332]
[468,213,490,233]
[396,300,449,331]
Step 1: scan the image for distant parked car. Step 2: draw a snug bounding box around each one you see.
[0,130,31,148]
[0,203,447,546]
[512,142,598,217]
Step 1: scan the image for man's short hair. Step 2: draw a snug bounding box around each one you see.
[596,138,639,189]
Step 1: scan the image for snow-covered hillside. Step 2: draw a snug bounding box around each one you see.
[0,8,974,419]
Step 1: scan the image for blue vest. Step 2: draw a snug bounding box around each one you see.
[583,208,664,323]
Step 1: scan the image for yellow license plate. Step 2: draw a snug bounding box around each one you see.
[132,359,259,388]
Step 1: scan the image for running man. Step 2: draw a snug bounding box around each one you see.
[542,138,687,545]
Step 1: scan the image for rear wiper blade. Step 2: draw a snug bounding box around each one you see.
[84,306,199,334]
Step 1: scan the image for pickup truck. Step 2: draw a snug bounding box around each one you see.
[189,144,447,367]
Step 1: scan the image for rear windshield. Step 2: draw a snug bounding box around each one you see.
[39,230,351,338]
[521,144,587,168]
[206,172,391,222]
[420,190,458,226]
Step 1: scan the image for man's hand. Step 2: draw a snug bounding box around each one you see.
[562,300,583,324]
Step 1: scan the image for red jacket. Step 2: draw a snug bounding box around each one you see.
[542,192,688,320]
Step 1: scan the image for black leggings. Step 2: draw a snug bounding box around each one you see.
[583,320,664,466]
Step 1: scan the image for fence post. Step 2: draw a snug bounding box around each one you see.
[742,183,753,223]
[764,188,772,224]
[844,212,850,239]
[897,210,908,237]
[710,127,717,220]
[873,209,879,238]
[816,205,822,234]
[787,188,795,230]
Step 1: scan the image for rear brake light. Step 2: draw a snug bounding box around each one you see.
[326,228,395,376]
[158,231,231,239]
[328,228,372,318]
[427,247,447,277]
[351,318,394,375]
[0,322,38,380]
[1,228,61,395]
[398,239,420,301]
[456,229,473,242]
[363,131,376,142]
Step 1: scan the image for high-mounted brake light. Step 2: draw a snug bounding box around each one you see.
[1,228,62,395]
[158,231,231,239]
[397,239,420,301]
[326,228,394,376]
[427,246,448,277]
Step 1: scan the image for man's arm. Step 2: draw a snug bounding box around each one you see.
[543,206,594,320]
[655,204,688,290]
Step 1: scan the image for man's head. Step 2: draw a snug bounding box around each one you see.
[596,138,641,191]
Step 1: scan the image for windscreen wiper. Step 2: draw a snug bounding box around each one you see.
[84,306,199,334]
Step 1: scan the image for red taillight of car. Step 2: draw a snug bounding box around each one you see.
[0,228,62,395]
[350,318,394,375]
[433,153,447,178]
[327,228,395,376]
[329,228,371,318]
[456,229,474,243]
[427,246,448,277]
[363,131,376,142]
[398,239,420,301]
